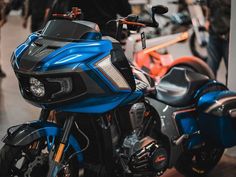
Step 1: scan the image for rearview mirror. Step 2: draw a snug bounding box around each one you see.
[152,5,169,15]
[150,5,168,27]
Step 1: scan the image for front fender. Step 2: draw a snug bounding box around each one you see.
[2,120,83,162]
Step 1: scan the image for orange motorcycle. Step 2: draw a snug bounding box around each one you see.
[125,31,214,81]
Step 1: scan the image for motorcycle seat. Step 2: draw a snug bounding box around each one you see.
[156,67,209,107]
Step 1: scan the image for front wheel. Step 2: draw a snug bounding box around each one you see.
[0,140,79,177]
[175,144,224,177]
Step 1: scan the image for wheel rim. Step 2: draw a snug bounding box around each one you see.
[8,140,75,177]
[187,146,224,174]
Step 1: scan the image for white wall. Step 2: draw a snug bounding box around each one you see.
[228,0,236,90]
[225,0,236,158]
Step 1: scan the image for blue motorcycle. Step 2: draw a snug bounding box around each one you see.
[0,6,236,177]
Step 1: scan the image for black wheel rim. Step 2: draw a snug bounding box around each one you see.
[8,140,75,177]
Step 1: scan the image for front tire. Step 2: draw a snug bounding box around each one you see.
[175,144,224,177]
[0,141,79,177]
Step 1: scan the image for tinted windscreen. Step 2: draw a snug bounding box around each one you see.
[42,20,100,41]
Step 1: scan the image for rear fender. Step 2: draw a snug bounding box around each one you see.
[2,120,83,162]
[169,56,215,79]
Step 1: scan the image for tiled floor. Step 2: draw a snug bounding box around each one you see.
[0,16,235,177]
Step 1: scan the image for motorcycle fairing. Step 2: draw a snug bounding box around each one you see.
[56,92,142,113]
[12,29,142,113]
[13,33,39,60]
[2,120,83,162]
[198,90,236,147]
[13,39,113,72]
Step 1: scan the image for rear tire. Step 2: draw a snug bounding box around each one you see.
[175,144,224,177]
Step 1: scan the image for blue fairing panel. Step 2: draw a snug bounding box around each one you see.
[197,90,234,110]
[39,40,113,71]
[14,33,39,58]
[175,111,203,149]
[198,90,236,147]
[56,92,142,114]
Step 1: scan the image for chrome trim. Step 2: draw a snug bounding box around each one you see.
[205,96,236,113]
[228,109,236,118]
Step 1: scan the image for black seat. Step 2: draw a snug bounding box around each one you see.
[156,67,209,107]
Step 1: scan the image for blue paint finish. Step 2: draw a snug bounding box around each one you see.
[193,80,226,99]
[12,33,39,69]
[197,90,236,147]
[175,112,203,149]
[46,135,55,151]
[29,121,83,162]
[56,94,134,113]
[81,32,102,40]
[12,31,142,113]
[198,90,234,111]
[120,91,143,106]
[198,113,236,147]
[40,40,112,71]
[15,33,38,58]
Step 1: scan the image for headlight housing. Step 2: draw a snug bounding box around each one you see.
[29,77,45,97]
[46,77,72,98]
[16,72,86,105]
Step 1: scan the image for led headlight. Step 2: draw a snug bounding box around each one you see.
[29,77,45,97]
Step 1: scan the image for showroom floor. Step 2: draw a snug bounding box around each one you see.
[0,16,236,177]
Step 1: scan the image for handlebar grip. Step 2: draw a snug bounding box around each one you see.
[137,18,159,28]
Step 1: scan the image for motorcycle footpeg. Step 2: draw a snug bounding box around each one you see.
[173,131,201,146]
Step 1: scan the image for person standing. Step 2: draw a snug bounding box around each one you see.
[206,0,231,77]
[45,0,131,37]
[23,0,48,32]
[77,0,131,36]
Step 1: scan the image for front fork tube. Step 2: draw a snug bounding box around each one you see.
[47,114,75,177]
[39,109,51,121]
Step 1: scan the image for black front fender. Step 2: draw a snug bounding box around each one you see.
[2,120,83,162]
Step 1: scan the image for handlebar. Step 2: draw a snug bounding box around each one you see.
[122,14,159,28]
[115,5,168,41]
[52,7,82,20]
[137,18,159,28]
